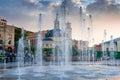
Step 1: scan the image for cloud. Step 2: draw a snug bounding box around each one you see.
[1,0,120,44]
[87,0,120,16]
[0,0,39,30]
[0,0,95,34]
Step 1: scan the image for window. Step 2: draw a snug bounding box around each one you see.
[106,48,109,51]
[8,40,11,45]
[50,44,52,47]
[9,34,12,39]
[46,44,49,47]
[0,34,1,38]
[1,22,3,25]
[0,39,3,44]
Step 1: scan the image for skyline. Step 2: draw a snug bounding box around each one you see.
[0,0,120,44]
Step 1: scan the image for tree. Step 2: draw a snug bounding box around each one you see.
[115,52,120,59]
[14,27,33,52]
[43,48,53,57]
[24,46,36,54]
[96,51,102,59]
[72,46,79,56]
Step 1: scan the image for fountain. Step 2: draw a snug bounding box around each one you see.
[17,27,25,80]
[0,0,120,80]
[110,35,116,65]
[17,27,25,67]
[28,40,32,65]
[35,14,43,66]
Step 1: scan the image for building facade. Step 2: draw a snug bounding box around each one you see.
[0,18,14,52]
[94,44,101,51]
[26,30,48,47]
[101,38,120,52]
[72,39,78,49]
[26,13,72,49]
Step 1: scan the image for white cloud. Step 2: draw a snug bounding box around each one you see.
[29,0,37,3]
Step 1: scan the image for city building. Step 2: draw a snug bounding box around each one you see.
[78,40,89,51]
[26,30,48,47]
[26,13,72,49]
[42,12,72,48]
[72,39,78,49]
[0,18,14,52]
[94,44,101,51]
[100,37,120,52]
[117,38,120,52]
[72,39,89,51]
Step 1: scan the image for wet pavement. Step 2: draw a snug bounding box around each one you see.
[0,62,120,80]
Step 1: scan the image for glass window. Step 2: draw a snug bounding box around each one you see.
[46,44,49,47]
[50,44,52,47]
[8,40,11,45]
[0,34,1,38]
[0,39,3,44]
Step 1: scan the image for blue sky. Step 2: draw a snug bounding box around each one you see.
[0,0,120,44]
[0,0,95,31]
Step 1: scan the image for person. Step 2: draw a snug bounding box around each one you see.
[12,53,16,62]
[9,52,13,62]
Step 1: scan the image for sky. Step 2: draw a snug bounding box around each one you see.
[0,0,120,44]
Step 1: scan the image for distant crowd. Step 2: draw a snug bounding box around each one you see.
[0,51,16,63]
[0,50,34,63]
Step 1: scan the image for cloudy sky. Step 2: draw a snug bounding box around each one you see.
[0,0,120,44]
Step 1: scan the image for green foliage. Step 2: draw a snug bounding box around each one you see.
[0,55,3,62]
[24,46,28,50]
[72,46,79,56]
[0,57,2,62]
[24,46,36,54]
[15,27,33,44]
[25,31,32,37]
[96,51,102,59]
[107,51,110,57]
[31,46,35,54]
[115,52,120,59]
[15,27,21,46]
[43,48,53,57]
[43,48,53,52]
[14,27,33,52]
[96,51,120,59]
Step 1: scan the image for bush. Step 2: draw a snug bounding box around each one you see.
[0,57,2,61]
[96,51,102,59]
[0,55,3,62]
[115,52,120,59]
[72,46,79,56]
